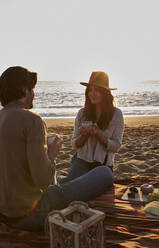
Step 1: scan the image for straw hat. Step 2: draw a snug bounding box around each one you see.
[80,71,117,90]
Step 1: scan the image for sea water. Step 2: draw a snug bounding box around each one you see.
[31,80,159,118]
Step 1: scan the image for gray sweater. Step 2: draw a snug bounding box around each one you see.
[72,107,124,167]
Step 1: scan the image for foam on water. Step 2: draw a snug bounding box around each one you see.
[32,80,159,118]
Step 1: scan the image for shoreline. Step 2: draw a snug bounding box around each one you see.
[45,115,159,128]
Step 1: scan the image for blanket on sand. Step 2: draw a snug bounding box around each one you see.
[0,179,159,248]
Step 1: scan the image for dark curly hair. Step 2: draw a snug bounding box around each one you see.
[0,66,37,106]
[83,85,115,130]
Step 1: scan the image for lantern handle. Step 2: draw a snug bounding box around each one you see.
[44,210,66,235]
[69,201,89,209]
[49,210,66,222]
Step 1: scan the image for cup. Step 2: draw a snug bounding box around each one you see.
[81,121,93,127]
[47,135,57,144]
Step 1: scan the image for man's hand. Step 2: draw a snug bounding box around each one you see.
[47,135,63,162]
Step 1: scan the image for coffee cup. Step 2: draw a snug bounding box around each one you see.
[81,121,93,127]
[47,135,57,144]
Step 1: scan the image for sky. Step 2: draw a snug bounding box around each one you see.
[0,0,159,88]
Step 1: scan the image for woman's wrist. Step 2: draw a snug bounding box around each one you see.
[75,133,89,148]
[95,131,108,148]
[95,129,102,139]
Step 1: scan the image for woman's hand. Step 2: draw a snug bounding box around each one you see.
[75,126,91,148]
[89,123,99,136]
[76,123,107,148]
[79,126,91,137]
[90,123,108,148]
[79,123,101,137]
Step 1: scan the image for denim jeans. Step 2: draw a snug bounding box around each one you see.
[10,155,114,232]
[58,153,111,184]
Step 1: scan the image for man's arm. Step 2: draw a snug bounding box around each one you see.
[26,116,55,189]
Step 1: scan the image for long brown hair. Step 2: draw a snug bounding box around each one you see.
[83,85,115,130]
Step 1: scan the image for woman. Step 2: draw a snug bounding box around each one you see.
[59,71,124,183]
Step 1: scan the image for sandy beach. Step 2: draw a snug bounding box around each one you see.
[45,116,159,183]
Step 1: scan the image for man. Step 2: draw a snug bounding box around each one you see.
[0,66,113,231]
[0,66,64,228]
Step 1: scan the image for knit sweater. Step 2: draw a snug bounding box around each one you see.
[0,101,54,218]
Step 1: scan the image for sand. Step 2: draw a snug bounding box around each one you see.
[45,116,159,182]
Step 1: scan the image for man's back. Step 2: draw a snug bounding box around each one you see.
[0,101,53,218]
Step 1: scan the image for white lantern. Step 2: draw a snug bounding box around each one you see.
[48,201,105,248]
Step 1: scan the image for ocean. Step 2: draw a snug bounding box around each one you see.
[31,80,159,118]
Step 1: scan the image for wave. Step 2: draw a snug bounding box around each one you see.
[37,105,83,109]
[32,105,159,119]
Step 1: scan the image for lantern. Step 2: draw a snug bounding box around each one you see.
[48,201,105,248]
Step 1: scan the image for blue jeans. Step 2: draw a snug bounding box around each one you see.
[10,155,114,232]
[57,154,90,184]
[58,153,111,184]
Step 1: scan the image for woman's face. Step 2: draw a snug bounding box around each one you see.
[87,85,103,105]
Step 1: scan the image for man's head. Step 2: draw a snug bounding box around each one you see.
[0,66,37,108]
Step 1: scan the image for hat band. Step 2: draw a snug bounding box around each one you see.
[89,81,109,89]
[80,81,117,90]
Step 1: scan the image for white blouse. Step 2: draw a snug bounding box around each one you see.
[72,107,124,167]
